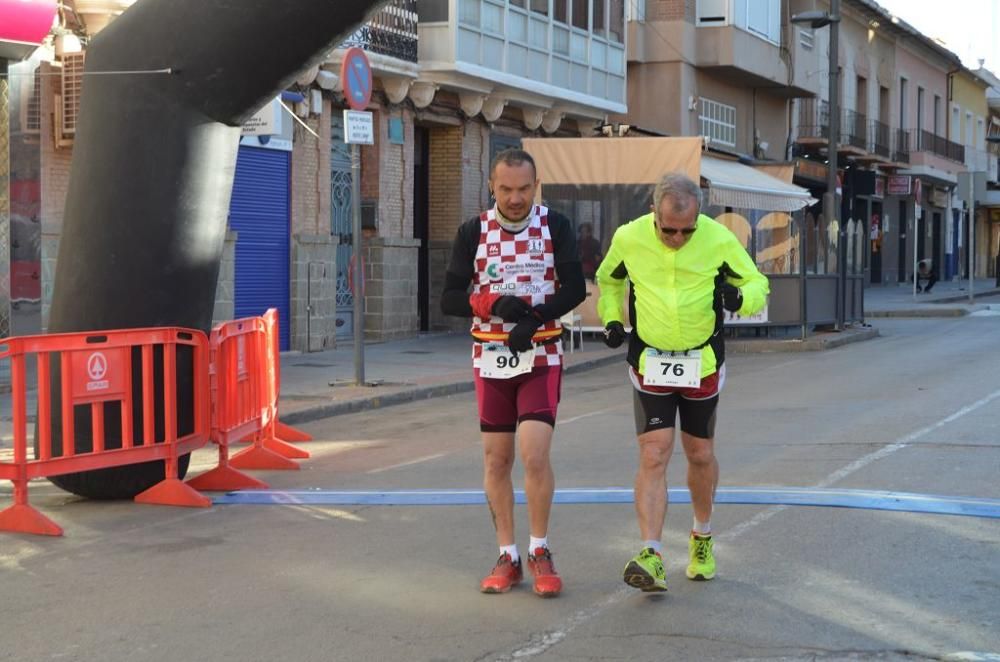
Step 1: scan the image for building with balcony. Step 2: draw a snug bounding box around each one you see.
[790,0,971,287]
[4,0,628,349]
[308,0,628,341]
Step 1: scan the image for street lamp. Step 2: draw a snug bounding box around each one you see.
[792,1,843,329]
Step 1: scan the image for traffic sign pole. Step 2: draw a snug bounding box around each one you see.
[340,48,373,385]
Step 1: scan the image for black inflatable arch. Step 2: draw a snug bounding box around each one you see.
[45,0,382,498]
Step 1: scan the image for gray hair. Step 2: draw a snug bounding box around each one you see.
[653,172,702,216]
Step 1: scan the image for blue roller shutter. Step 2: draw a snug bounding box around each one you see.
[229,145,291,350]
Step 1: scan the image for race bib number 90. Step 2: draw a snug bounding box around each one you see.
[644,349,702,388]
[479,342,534,379]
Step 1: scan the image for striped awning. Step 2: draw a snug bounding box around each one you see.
[700,156,816,212]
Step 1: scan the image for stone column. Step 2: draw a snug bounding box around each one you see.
[291,232,337,351]
[363,236,420,341]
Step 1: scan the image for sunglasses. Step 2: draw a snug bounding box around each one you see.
[658,225,697,236]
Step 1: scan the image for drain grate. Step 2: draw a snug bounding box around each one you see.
[290,362,336,368]
[400,350,433,355]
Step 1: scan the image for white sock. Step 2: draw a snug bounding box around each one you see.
[500,544,519,562]
[643,540,662,554]
[529,536,548,554]
[693,518,712,536]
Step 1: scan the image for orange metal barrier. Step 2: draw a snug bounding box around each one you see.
[261,309,313,444]
[188,310,310,483]
[186,316,279,490]
[0,328,212,536]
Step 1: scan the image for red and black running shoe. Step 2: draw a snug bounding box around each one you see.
[527,547,562,598]
[480,553,523,594]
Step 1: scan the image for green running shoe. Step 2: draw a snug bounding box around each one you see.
[686,533,716,580]
[623,547,667,592]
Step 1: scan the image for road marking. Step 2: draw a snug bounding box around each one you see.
[212,486,1000,519]
[366,453,447,474]
[498,387,1000,660]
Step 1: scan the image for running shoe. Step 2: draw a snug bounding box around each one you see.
[527,547,562,597]
[622,547,667,592]
[480,552,523,593]
[686,533,716,580]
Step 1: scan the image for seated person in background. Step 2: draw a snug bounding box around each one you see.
[915,259,937,293]
[578,222,603,281]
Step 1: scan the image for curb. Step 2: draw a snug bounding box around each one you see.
[278,330,883,424]
[867,308,968,318]
[280,351,626,426]
[725,327,879,353]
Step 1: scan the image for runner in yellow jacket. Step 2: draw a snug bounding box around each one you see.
[596,172,768,592]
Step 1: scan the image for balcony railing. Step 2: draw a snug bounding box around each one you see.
[797,98,829,140]
[892,128,910,164]
[842,110,867,149]
[916,129,965,163]
[340,0,418,62]
[868,120,891,159]
[966,148,1000,183]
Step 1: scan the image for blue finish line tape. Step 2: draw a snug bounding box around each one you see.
[212,487,1000,519]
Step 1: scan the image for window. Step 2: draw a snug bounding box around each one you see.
[510,0,526,6]
[530,0,548,15]
[699,98,737,148]
[554,0,568,23]
[933,94,941,135]
[916,87,924,134]
[609,0,624,42]
[572,0,588,29]
[459,0,480,26]
[417,0,448,21]
[698,0,780,45]
[572,0,590,30]
[593,0,606,37]
[899,78,907,128]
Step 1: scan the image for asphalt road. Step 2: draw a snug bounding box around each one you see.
[2,315,999,662]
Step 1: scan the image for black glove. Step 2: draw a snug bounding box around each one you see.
[492,295,533,322]
[603,321,627,348]
[719,283,743,312]
[507,317,542,354]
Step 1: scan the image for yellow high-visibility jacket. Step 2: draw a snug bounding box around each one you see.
[596,213,769,377]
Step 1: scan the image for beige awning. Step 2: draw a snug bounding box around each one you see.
[700,156,816,212]
[523,136,703,185]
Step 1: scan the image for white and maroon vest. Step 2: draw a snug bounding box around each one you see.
[471,205,563,368]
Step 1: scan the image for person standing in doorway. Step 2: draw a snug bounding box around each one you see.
[441,148,586,597]
[596,172,769,591]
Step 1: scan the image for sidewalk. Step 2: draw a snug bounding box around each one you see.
[185,277,1000,424]
[3,278,999,432]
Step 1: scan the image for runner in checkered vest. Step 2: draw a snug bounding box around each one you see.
[441,148,586,597]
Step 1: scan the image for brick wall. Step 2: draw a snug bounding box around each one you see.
[377,105,414,238]
[291,100,331,237]
[645,0,694,22]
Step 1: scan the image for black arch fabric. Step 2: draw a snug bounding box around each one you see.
[45,0,382,498]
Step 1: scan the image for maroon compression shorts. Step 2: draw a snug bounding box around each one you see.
[474,365,562,432]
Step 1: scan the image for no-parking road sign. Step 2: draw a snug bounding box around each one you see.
[341,47,372,111]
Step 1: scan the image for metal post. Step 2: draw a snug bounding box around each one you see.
[969,204,976,304]
[352,142,365,385]
[799,213,808,340]
[969,175,976,304]
[828,0,843,329]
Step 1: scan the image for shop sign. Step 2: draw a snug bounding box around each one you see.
[887,175,911,196]
[874,176,885,199]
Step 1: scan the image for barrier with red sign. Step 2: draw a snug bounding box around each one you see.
[186,317,276,490]
[0,328,211,536]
